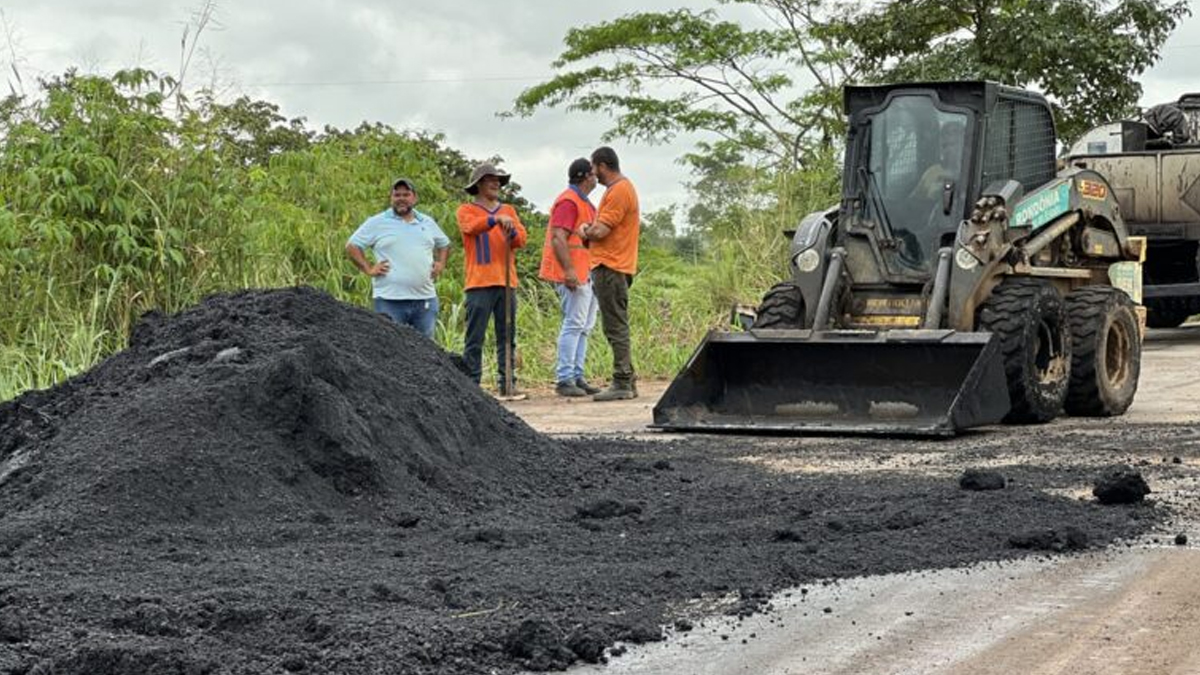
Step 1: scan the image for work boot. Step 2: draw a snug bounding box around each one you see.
[593,381,637,402]
[574,378,601,395]
[556,381,587,397]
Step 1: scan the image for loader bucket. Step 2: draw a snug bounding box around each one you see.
[652,329,1010,436]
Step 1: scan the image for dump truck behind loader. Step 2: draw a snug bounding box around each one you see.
[1066,93,1200,328]
[655,82,1145,436]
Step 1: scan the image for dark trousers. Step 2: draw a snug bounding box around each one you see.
[463,286,517,388]
[592,265,635,385]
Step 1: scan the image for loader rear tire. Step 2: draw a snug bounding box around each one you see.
[977,278,1070,424]
[1065,287,1140,416]
[753,282,805,329]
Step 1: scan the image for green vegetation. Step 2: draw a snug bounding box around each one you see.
[0,69,832,400]
[823,0,1191,141]
[7,0,1186,400]
[513,0,1189,160]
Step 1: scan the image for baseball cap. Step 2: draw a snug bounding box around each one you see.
[391,178,417,192]
[568,158,592,182]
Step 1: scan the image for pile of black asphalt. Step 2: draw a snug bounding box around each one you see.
[0,288,1176,674]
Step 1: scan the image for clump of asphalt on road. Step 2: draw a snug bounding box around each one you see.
[960,469,1007,491]
[1093,467,1152,505]
[0,288,1166,674]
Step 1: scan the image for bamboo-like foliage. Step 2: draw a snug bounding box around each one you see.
[0,70,467,397]
[3,69,836,400]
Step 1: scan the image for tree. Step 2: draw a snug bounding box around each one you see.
[641,206,679,250]
[823,0,1192,141]
[195,95,314,166]
[681,141,762,235]
[514,0,1190,164]
[510,4,854,170]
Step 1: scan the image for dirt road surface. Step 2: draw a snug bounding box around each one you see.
[506,324,1200,435]
[507,325,1200,675]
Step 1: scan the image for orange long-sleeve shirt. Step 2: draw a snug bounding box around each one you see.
[455,202,528,289]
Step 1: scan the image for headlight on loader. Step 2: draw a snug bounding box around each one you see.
[955,247,981,271]
[796,248,822,273]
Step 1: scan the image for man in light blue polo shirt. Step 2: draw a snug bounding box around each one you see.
[346,178,450,339]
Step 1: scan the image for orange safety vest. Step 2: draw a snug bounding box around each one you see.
[538,187,596,284]
[456,202,528,290]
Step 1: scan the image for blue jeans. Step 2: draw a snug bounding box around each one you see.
[554,280,598,383]
[374,297,439,339]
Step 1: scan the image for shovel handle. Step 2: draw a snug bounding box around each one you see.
[503,235,514,394]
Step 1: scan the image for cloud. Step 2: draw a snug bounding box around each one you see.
[1141,12,1200,106]
[4,1,715,216]
[6,0,1198,217]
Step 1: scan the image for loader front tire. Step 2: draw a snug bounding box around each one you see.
[977,278,1070,424]
[1065,287,1140,416]
[753,281,805,329]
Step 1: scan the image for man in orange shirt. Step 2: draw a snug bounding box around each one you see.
[456,163,528,394]
[539,158,601,397]
[580,146,640,401]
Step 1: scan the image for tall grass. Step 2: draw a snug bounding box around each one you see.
[0,69,839,400]
[692,150,842,315]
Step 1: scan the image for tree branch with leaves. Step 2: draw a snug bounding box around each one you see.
[822,0,1192,141]
[510,7,850,169]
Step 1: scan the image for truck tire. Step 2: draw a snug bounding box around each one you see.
[1144,299,1192,329]
[1064,287,1140,416]
[753,281,805,329]
[977,278,1070,424]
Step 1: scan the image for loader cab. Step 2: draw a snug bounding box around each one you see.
[842,82,1057,281]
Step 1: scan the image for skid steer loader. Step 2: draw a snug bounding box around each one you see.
[654,81,1145,435]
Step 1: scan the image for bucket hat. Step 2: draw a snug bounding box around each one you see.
[464,163,511,195]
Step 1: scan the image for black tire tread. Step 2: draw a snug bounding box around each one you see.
[754,281,804,329]
[1065,286,1140,416]
[1144,297,1194,329]
[977,278,1069,424]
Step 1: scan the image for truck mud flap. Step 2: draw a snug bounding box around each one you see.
[651,329,1010,436]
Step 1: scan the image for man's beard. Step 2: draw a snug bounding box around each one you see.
[393,204,413,216]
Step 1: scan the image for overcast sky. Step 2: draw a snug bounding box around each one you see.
[4,1,1200,216]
